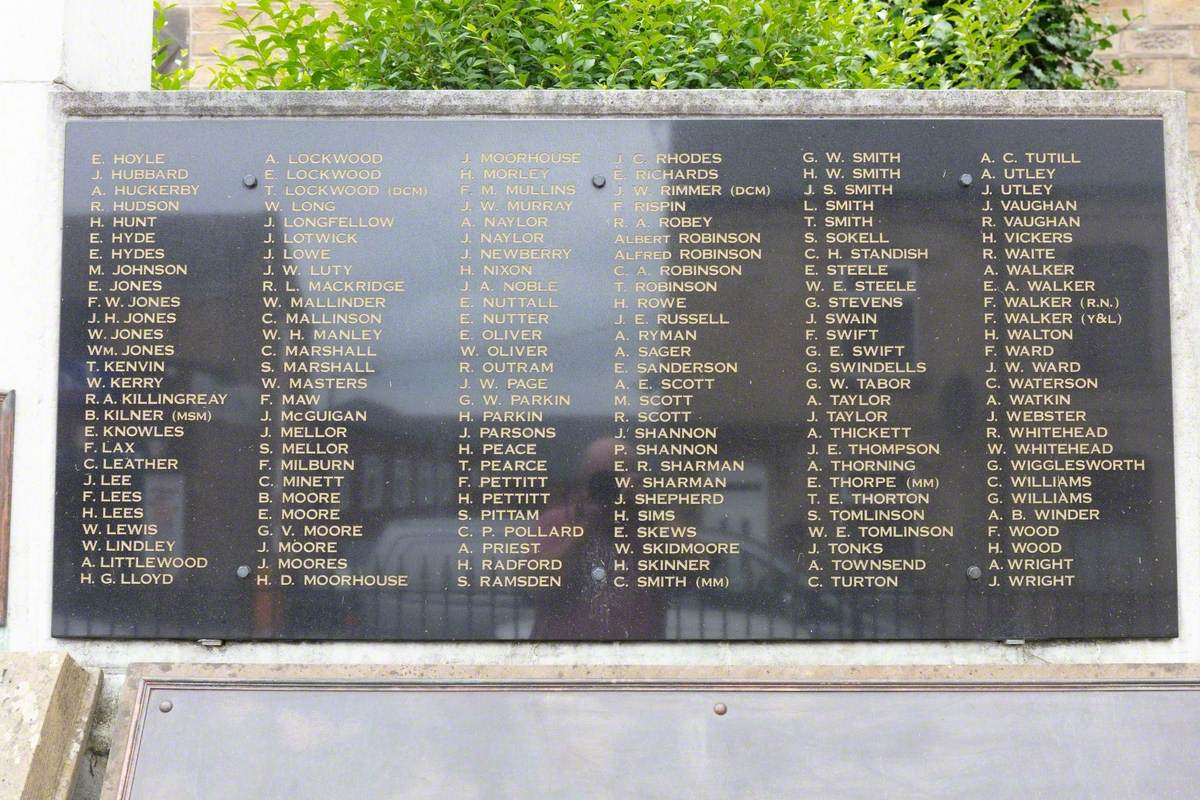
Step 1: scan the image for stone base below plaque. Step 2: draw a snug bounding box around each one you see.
[102,663,1200,799]
[0,652,100,800]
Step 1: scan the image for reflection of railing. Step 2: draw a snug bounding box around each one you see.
[358,570,1168,641]
[51,566,1175,641]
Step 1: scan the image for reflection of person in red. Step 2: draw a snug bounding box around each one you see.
[530,437,667,640]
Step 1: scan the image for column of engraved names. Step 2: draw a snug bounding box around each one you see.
[76,150,211,589]
[977,148,1147,590]
[258,149,408,591]
[614,150,747,593]
[801,148,951,594]
[457,151,578,591]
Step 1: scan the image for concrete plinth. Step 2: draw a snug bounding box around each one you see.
[0,652,100,800]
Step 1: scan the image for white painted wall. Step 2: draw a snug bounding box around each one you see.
[0,1,147,655]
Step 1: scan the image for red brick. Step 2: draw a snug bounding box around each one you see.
[1171,57,1200,89]
[1096,0,1143,22]
[1123,27,1193,56]
[190,6,233,33]
[1186,91,1200,119]
[1116,57,1172,87]
[1146,0,1200,26]
[189,30,239,57]
[1189,124,1200,154]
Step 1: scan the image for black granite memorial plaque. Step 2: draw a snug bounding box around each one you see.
[53,117,1176,640]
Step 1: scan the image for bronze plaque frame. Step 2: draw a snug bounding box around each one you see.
[0,391,12,625]
[103,663,1200,799]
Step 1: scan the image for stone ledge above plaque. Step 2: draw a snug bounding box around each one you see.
[51,91,1186,642]
[101,663,1200,800]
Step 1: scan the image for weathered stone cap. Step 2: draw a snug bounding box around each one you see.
[0,652,100,800]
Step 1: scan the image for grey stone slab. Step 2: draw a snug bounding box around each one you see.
[0,652,100,800]
[52,88,1186,118]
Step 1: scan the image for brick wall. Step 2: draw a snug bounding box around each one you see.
[170,1,1188,95]
[167,0,1200,173]
[164,0,339,78]
[1100,0,1200,167]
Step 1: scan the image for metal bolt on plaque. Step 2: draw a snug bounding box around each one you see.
[959,173,973,187]
[242,174,258,189]
[967,565,982,580]
[591,174,606,188]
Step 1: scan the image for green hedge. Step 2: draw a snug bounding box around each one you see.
[153,0,1125,90]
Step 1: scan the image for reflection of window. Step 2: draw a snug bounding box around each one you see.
[437,462,455,508]
[1065,244,1154,380]
[417,462,438,508]
[701,462,768,543]
[153,5,190,74]
[843,264,918,357]
[392,459,413,509]
[361,455,384,511]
